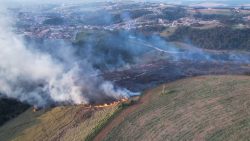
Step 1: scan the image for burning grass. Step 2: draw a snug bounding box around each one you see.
[89,98,129,109]
[85,97,139,141]
[103,75,250,141]
[0,98,133,141]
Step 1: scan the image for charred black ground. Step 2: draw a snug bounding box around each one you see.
[0,98,30,126]
[103,60,250,91]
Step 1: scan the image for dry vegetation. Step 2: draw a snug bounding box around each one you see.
[104,75,250,141]
[0,105,119,141]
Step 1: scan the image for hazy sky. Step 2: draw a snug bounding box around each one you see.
[1,0,250,5]
[1,0,249,10]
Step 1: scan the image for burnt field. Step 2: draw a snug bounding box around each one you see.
[101,39,250,92]
[103,60,250,92]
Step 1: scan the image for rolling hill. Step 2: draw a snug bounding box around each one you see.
[0,104,120,141]
[1,75,250,141]
[101,75,250,141]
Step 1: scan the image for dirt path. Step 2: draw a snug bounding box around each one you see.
[93,88,157,141]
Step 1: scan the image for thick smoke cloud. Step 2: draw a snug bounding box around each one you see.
[0,7,135,107]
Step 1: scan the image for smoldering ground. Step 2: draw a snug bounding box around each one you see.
[71,30,250,92]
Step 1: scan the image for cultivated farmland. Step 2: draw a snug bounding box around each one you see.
[103,75,250,141]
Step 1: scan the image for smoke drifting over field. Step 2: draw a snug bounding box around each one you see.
[1,1,250,108]
[0,8,137,107]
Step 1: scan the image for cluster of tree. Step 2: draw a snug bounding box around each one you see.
[70,9,152,26]
[162,7,188,21]
[43,17,64,25]
[136,25,166,34]
[168,26,250,50]
[73,30,149,70]
[120,9,153,20]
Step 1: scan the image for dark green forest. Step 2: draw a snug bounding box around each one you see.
[168,26,250,50]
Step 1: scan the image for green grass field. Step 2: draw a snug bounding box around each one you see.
[0,105,119,141]
[104,75,250,141]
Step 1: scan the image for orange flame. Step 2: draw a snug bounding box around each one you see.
[32,106,39,112]
[83,98,128,109]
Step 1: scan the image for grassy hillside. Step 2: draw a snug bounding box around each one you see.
[0,105,120,141]
[104,75,250,141]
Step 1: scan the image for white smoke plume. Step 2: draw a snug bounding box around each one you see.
[0,6,134,107]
